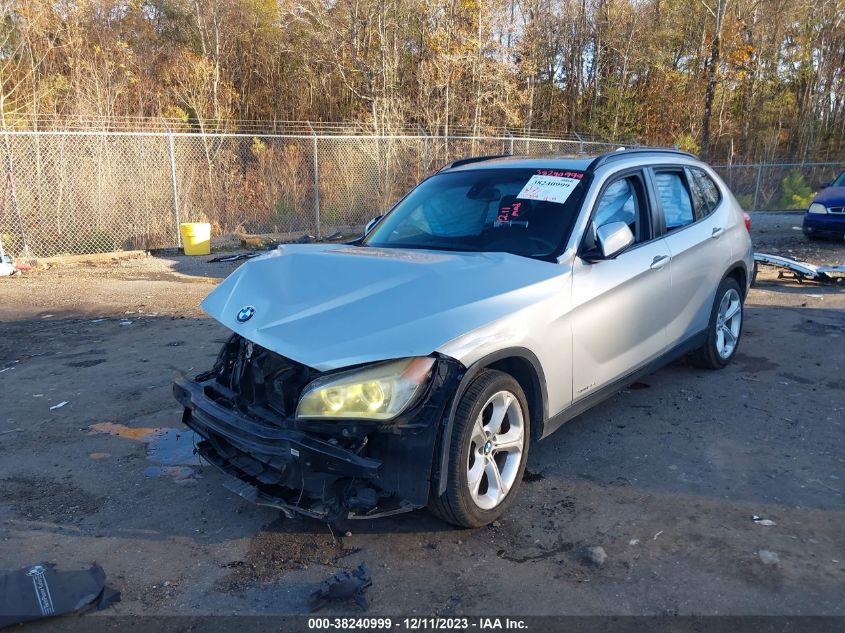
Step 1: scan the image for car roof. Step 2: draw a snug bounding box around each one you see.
[442,155,593,172]
[440,148,698,174]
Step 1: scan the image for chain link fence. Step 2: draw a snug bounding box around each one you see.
[0,130,841,258]
[711,162,844,212]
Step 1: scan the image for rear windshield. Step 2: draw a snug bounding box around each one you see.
[363,168,590,259]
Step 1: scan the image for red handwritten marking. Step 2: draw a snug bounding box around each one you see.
[535,169,584,179]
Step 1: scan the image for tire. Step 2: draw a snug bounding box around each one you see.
[690,276,744,369]
[428,370,531,528]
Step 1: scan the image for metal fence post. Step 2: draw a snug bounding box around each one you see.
[573,130,584,154]
[420,126,429,178]
[166,128,182,248]
[308,122,321,239]
[752,164,763,211]
[507,131,514,155]
[1,133,32,257]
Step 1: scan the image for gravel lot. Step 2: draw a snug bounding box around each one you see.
[1,217,843,619]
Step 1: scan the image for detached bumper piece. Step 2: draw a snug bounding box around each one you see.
[754,252,845,284]
[173,347,461,521]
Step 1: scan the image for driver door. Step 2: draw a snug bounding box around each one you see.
[570,170,672,398]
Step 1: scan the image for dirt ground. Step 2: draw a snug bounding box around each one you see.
[1,213,843,619]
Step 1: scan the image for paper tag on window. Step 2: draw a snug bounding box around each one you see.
[516,175,581,205]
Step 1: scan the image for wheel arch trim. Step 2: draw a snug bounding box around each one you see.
[724,261,749,297]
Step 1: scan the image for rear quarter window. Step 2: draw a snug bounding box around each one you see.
[687,167,722,219]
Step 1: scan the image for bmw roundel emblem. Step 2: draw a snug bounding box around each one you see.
[236,306,255,323]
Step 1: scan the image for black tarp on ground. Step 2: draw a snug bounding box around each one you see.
[0,562,120,628]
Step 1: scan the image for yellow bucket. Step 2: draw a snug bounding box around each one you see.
[179,222,211,256]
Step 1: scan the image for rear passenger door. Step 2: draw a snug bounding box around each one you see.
[570,170,672,398]
[648,166,733,346]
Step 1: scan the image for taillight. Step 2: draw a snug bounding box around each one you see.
[743,212,751,232]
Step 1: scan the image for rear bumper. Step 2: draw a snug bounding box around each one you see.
[173,357,462,520]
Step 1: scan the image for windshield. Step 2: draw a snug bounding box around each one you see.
[363,168,590,259]
[832,171,845,187]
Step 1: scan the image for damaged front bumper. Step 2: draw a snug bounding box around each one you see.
[173,344,462,521]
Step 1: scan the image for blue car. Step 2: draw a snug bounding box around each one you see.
[804,170,845,240]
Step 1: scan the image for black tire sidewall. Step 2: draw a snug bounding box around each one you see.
[706,277,744,367]
[450,371,531,526]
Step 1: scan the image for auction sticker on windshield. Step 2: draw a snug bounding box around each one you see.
[517,173,582,205]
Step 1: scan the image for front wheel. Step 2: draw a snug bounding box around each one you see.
[428,370,530,528]
[690,276,744,369]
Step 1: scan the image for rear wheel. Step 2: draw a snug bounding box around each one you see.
[428,370,530,528]
[690,277,744,369]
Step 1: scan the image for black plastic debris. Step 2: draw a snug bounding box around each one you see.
[207,252,261,263]
[308,563,372,612]
[0,562,120,628]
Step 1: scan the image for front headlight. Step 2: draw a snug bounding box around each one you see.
[296,357,436,420]
[808,202,828,214]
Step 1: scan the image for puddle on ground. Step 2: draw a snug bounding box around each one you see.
[88,422,201,484]
[143,465,197,484]
[147,428,200,465]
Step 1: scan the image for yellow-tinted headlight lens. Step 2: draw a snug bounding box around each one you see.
[320,386,346,412]
[361,381,386,410]
[296,357,435,420]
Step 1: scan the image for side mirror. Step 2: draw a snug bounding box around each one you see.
[364,215,384,235]
[596,221,634,259]
[818,182,831,190]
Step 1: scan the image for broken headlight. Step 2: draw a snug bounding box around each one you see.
[295,357,435,420]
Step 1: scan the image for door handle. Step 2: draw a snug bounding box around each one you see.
[711,226,725,238]
[650,255,669,270]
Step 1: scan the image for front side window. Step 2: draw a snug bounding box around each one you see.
[582,174,647,253]
[364,168,590,259]
[831,171,845,187]
[654,171,694,230]
[594,179,637,230]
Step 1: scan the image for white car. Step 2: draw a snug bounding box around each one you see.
[174,149,754,527]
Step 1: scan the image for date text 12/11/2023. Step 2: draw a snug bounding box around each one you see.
[307,617,529,630]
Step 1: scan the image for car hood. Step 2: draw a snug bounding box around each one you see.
[814,186,845,205]
[202,244,568,371]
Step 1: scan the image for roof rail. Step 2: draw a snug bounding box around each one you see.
[587,147,697,171]
[439,154,509,172]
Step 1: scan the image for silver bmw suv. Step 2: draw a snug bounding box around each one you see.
[174,148,753,528]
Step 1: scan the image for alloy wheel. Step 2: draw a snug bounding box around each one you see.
[466,390,525,510]
[715,287,742,359]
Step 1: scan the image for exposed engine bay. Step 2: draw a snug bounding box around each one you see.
[174,335,462,521]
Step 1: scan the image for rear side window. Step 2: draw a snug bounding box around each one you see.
[654,171,694,230]
[686,167,721,219]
